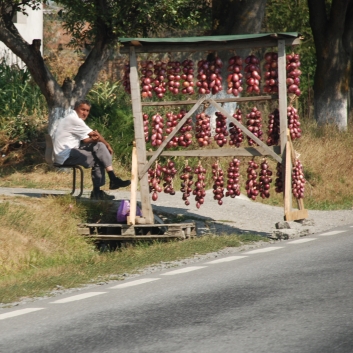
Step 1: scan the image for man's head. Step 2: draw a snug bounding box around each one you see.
[74,99,91,120]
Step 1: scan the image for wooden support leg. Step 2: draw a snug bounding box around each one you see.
[127,142,138,225]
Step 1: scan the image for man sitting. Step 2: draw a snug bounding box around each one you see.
[53,99,131,200]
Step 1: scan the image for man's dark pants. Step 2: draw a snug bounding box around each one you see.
[63,142,112,187]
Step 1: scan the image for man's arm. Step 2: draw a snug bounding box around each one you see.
[82,130,113,154]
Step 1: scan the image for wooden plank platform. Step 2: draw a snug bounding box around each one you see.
[77,222,196,240]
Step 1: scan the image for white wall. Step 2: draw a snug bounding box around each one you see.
[0,5,43,68]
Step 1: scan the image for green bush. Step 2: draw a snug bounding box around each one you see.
[0,60,47,153]
[0,59,47,118]
[87,81,135,166]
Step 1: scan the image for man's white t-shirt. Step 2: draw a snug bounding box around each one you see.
[53,110,92,164]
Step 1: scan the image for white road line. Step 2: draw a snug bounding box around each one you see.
[50,292,106,304]
[0,308,44,321]
[110,278,160,289]
[206,256,248,264]
[243,247,284,254]
[161,266,206,276]
[320,230,346,236]
[287,238,317,244]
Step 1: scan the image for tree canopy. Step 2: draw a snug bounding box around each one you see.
[0,0,211,132]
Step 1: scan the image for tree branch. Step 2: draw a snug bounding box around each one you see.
[69,0,112,102]
[0,14,63,107]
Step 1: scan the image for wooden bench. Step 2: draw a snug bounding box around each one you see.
[77,222,196,240]
[45,134,85,198]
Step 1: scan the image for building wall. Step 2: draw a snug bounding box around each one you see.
[0,5,43,68]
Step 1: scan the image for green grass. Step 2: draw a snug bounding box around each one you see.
[0,234,265,304]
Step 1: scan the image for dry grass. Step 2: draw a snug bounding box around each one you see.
[0,194,264,303]
[292,119,353,209]
[0,196,95,277]
[0,159,130,191]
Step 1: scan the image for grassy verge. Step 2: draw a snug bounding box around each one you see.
[0,195,265,304]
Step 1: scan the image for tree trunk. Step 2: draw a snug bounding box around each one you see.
[308,0,353,129]
[212,0,267,35]
[0,12,111,134]
[313,37,350,128]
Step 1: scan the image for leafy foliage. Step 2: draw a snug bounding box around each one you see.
[56,0,211,48]
[0,59,47,118]
[0,60,47,150]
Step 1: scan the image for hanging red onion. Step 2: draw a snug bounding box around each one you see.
[165,112,179,148]
[177,109,193,147]
[245,159,259,200]
[266,108,280,146]
[196,59,210,95]
[140,60,154,98]
[286,53,302,97]
[180,161,194,206]
[225,158,241,198]
[287,105,302,140]
[263,52,278,94]
[167,61,182,95]
[181,59,195,95]
[151,113,164,147]
[227,55,243,97]
[152,60,167,99]
[214,112,228,147]
[245,55,261,94]
[196,57,223,95]
[148,161,163,201]
[229,108,244,147]
[193,163,207,209]
[212,161,225,205]
[161,160,177,195]
[246,107,263,146]
[143,113,149,142]
[195,112,212,147]
[258,159,273,199]
[292,159,306,199]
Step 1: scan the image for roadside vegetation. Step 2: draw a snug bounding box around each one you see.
[0,195,265,304]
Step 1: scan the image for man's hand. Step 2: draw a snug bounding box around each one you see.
[90,131,100,141]
[88,130,113,154]
[106,145,113,154]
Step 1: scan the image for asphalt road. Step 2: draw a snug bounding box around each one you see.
[1,225,353,353]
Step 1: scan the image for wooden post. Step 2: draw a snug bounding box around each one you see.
[284,141,292,218]
[278,39,288,156]
[127,141,138,225]
[129,47,154,224]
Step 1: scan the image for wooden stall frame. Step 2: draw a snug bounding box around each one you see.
[123,33,306,223]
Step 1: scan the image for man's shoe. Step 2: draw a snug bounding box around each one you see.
[90,190,115,200]
[109,177,131,190]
